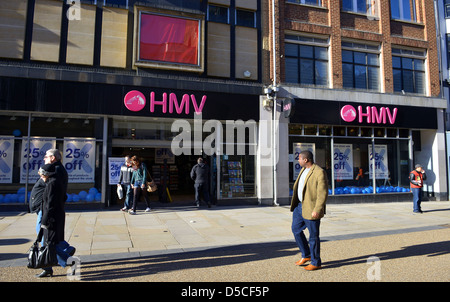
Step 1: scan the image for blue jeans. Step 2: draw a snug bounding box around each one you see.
[122,184,133,209]
[411,188,422,212]
[194,183,210,205]
[36,211,74,269]
[292,205,321,266]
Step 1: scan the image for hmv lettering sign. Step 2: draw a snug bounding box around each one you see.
[124,90,207,116]
[340,104,398,125]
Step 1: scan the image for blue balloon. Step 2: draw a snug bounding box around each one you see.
[12,129,21,136]
[86,193,95,202]
[78,190,88,200]
[95,193,102,201]
[89,187,98,195]
[66,194,73,202]
[72,194,80,202]
[17,194,26,203]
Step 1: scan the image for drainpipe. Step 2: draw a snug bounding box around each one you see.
[271,0,279,206]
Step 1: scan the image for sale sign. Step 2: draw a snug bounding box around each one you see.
[0,137,15,183]
[63,138,96,183]
[333,144,353,180]
[293,143,315,180]
[369,144,389,179]
[20,137,56,183]
[108,157,124,185]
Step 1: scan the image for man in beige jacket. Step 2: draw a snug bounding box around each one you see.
[290,150,328,271]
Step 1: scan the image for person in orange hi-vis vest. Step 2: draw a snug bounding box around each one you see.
[409,164,427,213]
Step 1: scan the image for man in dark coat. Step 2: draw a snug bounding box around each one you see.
[44,149,68,201]
[41,164,66,244]
[35,164,68,277]
[190,158,211,208]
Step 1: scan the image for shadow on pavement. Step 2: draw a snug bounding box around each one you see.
[80,241,298,281]
[323,240,450,269]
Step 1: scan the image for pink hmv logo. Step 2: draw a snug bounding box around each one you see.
[340,104,398,125]
[124,90,146,112]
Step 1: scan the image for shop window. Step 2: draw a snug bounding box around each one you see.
[290,136,331,187]
[289,124,411,196]
[219,155,255,198]
[0,114,104,205]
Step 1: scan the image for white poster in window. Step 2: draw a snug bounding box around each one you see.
[369,144,389,179]
[0,137,15,183]
[63,138,96,183]
[333,143,353,180]
[293,143,315,180]
[108,157,125,185]
[20,137,56,183]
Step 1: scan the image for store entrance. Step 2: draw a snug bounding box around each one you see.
[111,147,202,205]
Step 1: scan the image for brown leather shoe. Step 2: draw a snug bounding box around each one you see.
[295,257,311,266]
[304,264,321,271]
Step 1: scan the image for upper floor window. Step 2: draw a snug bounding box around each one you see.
[392,48,426,95]
[137,12,201,69]
[284,35,329,86]
[342,42,380,91]
[390,0,416,22]
[236,9,256,27]
[446,0,450,18]
[286,0,322,7]
[342,0,377,16]
[103,0,128,8]
[208,5,229,24]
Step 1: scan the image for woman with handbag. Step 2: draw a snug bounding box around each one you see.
[34,164,72,277]
[129,156,151,215]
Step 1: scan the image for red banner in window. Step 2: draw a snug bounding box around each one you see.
[139,14,199,65]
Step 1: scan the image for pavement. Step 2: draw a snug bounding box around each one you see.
[0,200,449,285]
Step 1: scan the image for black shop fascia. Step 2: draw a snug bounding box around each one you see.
[289,99,437,130]
[120,87,259,121]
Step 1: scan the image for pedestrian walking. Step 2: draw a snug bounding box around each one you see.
[30,149,75,278]
[409,164,426,213]
[129,156,151,214]
[190,158,211,208]
[290,150,328,271]
[34,164,74,278]
[118,155,134,211]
